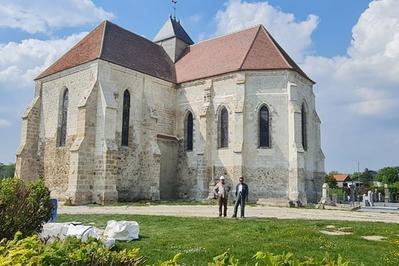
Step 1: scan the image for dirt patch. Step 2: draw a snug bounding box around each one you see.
[320,225,353,236]
[362,235,386,241]
[320,230,352,236]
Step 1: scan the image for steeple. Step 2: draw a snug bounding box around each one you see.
[154,16,193,62]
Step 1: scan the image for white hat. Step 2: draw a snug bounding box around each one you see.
[219,176,225,180]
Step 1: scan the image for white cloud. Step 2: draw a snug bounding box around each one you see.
[215,0,319,61]
[0,118,11,128]
[302,0,399,118]
[0,32,87,90]
[300,0,399,171]
[0,0,113,34]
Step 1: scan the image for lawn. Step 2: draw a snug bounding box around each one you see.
[58,214,399,265]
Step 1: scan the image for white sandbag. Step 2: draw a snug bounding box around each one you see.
[41,223,69,241]
[103,220,139,241]
[66,224,100,242]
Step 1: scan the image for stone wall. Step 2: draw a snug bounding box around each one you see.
[176,70,325,204]
[17,57,324,205]
[97,61,176,201]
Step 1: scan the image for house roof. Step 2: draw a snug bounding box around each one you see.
[36,20,312,85]
[153,16,194,45]
[334,174,350,182]
[36,21,176,82]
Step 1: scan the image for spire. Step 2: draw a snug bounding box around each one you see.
[154,16,193,62]
[153,16,194,45]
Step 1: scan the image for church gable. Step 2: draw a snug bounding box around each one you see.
[36,22,106,80]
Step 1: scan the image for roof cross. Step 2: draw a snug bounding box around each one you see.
[172,0,177,19]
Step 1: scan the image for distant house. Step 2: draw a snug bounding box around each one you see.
[334,174,362,188]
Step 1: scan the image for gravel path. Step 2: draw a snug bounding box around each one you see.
[58,205,399,224]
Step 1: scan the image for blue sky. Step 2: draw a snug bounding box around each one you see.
[0,0,398,173]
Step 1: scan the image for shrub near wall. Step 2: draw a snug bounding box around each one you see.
[0,177,52,239]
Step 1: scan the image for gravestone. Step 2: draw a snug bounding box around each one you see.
[321,183,331,204]
[384,184,390,203]
[368,190,373,206]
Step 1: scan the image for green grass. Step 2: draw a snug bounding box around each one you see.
[58,214,399,265]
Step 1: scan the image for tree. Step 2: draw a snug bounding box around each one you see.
[325,171,339,188]
[359,168,373,185]
[376,167,399,184]
[351,171,362,181]
[0,163,15,179]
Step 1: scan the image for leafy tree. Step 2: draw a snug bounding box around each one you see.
[360,168,373,185]
[325,171,339,188]
[351,171,362,181]
[377,167,399,184]
[0,163,15,179]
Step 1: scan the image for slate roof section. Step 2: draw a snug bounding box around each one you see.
[175,25,312,83]
[153,16,194,45]
[101,22,176,82]
[36,21,176,82]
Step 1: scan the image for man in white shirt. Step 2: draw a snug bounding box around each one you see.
[214,175,231,217]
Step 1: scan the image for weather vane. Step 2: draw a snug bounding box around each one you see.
[172,0,177,19]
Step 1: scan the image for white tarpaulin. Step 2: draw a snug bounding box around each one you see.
[65,224,101,242]
[103,220,139,241]
[41,223,70,241]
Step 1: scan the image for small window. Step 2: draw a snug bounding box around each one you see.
[58,89,68,147]
[259,105,270,148]
[121,90,130,146]
[301,103,307,151]
[185,112,193,151]
[219,107,229,148]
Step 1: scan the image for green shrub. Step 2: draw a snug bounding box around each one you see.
[0,232,144,266]
[0,177,52,239]
[162,250,354,266]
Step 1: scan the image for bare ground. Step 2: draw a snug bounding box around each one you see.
[58,205,399,223]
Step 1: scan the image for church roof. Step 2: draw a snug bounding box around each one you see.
[175,25,312,83]
[36,21,176,82]
[36,21,312,84]
[153,16,194,45]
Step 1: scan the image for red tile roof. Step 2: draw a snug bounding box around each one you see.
[175,25,312,83]
[36,21,105,80]
[36,21,312,85]
[334,174,350,182]
[36,21,175,82]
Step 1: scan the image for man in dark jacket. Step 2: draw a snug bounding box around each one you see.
[232,176,249,218]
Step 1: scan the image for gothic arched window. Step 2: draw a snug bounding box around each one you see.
[301,103,307,151]
[121,90,130,146]
[219,107,229,148]
[58,88,68,147]
[185,112,193,151]
[259,105,270,148]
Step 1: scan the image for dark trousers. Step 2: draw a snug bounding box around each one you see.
[218,196,228,217]
[233,194,245,217]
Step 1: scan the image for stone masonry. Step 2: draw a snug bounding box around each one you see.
[15,18,325,205]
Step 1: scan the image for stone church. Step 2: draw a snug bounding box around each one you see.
[15,17,325,205]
